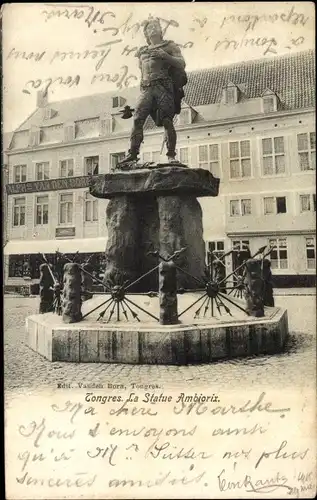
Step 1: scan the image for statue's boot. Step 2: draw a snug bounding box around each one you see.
[119,150,139,165]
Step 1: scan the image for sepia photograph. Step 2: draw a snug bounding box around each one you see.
[2,2,316,498]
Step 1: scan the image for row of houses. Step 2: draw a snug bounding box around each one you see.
[3,49,316,292]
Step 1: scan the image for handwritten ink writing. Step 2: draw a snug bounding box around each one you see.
[7,48,46,62]
[220,6,310,32]
[121,44,138,57]
[109,466,206,488]
[41,4,115,30]
[18,450,46,472]
[18,417,76,448]
[86,444,118,465]
[214,35,277,56]
[174,392,290,416]
[255,440,309,469]
[109,424,197,439]
[109,398,158,416]
[50,40,122,72]
[22,75,80,96]
[16,471,97,488]
[117,13,179,38]
[222,449,252,460]
[212,422,267,436]
[84,6,115,29]
[91,65,137,90]
[51,401,83,424]
[217,469,291,493]
[145,438,213,460]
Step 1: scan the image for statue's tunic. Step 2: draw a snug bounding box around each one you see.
[134,40,185,126]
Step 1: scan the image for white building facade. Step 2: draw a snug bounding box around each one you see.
[4,50,316,292]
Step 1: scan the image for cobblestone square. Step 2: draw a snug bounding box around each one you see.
[4,293,316,394]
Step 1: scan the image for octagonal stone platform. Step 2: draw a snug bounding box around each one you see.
[26,295,288,364]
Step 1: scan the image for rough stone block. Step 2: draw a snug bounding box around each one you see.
[90,167,220,199]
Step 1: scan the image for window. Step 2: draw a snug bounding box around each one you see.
[59,193,73,224]
[297,132,316,171]
[84,156,99,175]
[35,162,49,180]
[179,147,188,165]
[263,96,277,113]
[36,195,48,225]
[262,137,285,175]
[207,241,225,258]
[60,159,74,177]
[233,240,250,252]
[110,152,125,171]
[64,124,75,142]
[14,165,27,183]
[223,83,238,105]
[268,238,288,269]
[226,86,237,105]
[300,193,316,213]
[141,151,161,163]
[229,140,251,178]
[112,96,125,108]
[306,237,316,269]
[43,108,54,120]
[198,144,220,176]
[100,116,113,135]
[13,197,26,226]
[230,198,251,216]
[29,129,41,147]
[84,192,98,222]
[264,196,287,214]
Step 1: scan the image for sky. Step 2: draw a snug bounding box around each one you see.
[2,2,315,132]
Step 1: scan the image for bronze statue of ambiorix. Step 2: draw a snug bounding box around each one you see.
[120,17,187,166]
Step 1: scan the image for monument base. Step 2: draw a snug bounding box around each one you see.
[26,295,288,365]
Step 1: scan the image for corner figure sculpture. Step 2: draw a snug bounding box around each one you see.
[120,17,187,165]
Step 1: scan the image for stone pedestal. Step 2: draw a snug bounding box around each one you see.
[90,167,219,292]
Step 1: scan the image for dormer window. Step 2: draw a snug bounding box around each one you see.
[112,96,126,109]
[178,108,191,125]
[223,82,239,105]
[262,89,278,113]
[176,105,196,126]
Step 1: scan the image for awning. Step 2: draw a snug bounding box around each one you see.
[4,237,107,255]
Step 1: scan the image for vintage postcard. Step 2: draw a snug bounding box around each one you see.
[2,2,316,499]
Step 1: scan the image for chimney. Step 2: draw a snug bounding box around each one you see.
[36,90,48,108]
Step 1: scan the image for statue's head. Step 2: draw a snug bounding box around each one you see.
[143,17,163,45]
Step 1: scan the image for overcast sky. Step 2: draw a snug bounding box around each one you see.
[2,2,314,132]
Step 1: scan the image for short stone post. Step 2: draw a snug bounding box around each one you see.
[244,259,264,317]
[262,259,275,307]
[159,261,178,325]
[39,264,54,313]
[62,263,83,323]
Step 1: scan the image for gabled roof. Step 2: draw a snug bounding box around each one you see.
[185,49,315,110]
[15,49,315,133]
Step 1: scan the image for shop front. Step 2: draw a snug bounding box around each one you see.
[4,238,108,295]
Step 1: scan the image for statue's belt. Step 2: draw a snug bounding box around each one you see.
[141,78,172,88]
